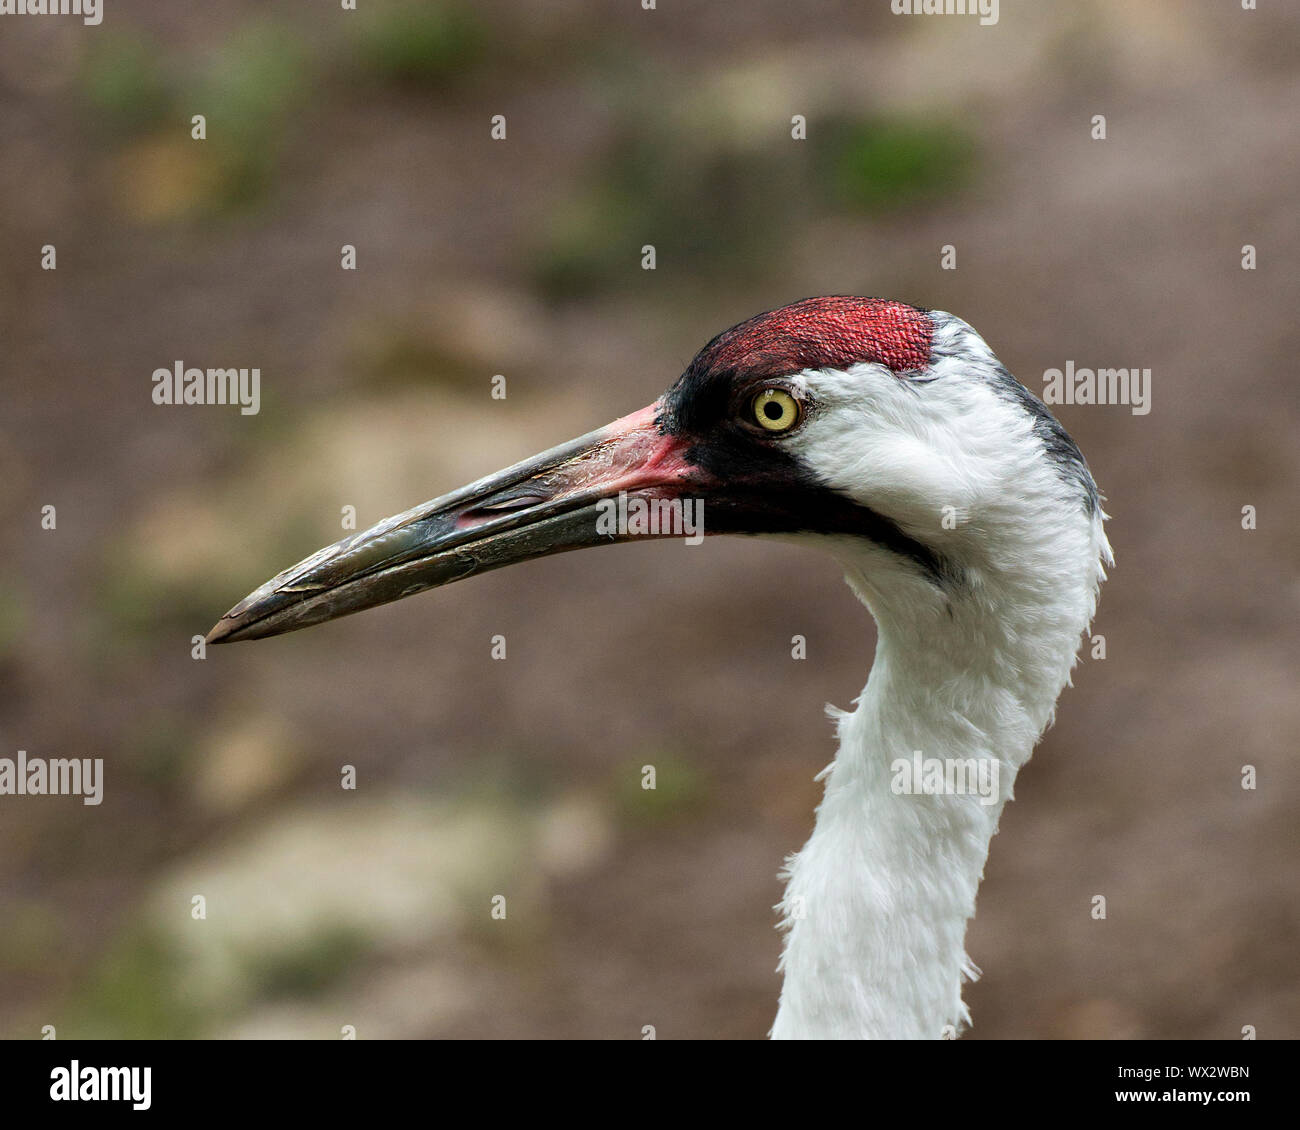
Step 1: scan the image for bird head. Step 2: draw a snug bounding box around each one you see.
[208,297,1107,646]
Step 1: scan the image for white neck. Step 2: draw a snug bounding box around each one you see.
[770,526,1105,1039]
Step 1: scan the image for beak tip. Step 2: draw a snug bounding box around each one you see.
[205,614,243,646]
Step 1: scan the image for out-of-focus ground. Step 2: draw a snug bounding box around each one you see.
[1,1,1297,1039]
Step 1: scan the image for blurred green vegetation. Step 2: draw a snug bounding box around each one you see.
[97,566,221,646]
[349,322,485,394]
[533,128,798,300]
[246,924,370,1000]
[353,0,488,87]
[78,7,974,236]
[97,557,231,647]
[61,920,367,1036]
[613,753,711,828]
[78,6,503,222]
[192,22,312,211]
[449,748,558,815]
[80,32,173,133]
[66,928,202,1039]
[80,21,310,217]
[823,115,977,212]
[534,111,977,299]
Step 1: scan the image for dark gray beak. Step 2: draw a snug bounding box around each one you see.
[206,403,701,644]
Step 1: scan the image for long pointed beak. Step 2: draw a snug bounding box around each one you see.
[206,403,700,644]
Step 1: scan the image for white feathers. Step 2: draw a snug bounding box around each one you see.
[766,312,1110,1039]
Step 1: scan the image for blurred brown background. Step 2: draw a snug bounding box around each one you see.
[1,0,1297,1039]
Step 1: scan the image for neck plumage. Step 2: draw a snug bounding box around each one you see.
[770,537,1102,1040]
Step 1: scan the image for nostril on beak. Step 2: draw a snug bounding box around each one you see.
[467,495,549,515]
[458,494,551,528]
[482,495,548,511]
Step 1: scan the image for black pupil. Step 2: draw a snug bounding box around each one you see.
[763,400,783,420]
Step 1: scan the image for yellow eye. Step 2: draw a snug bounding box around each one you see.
[752,388,801,432]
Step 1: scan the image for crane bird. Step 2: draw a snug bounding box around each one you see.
[208,296,1110,1039]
